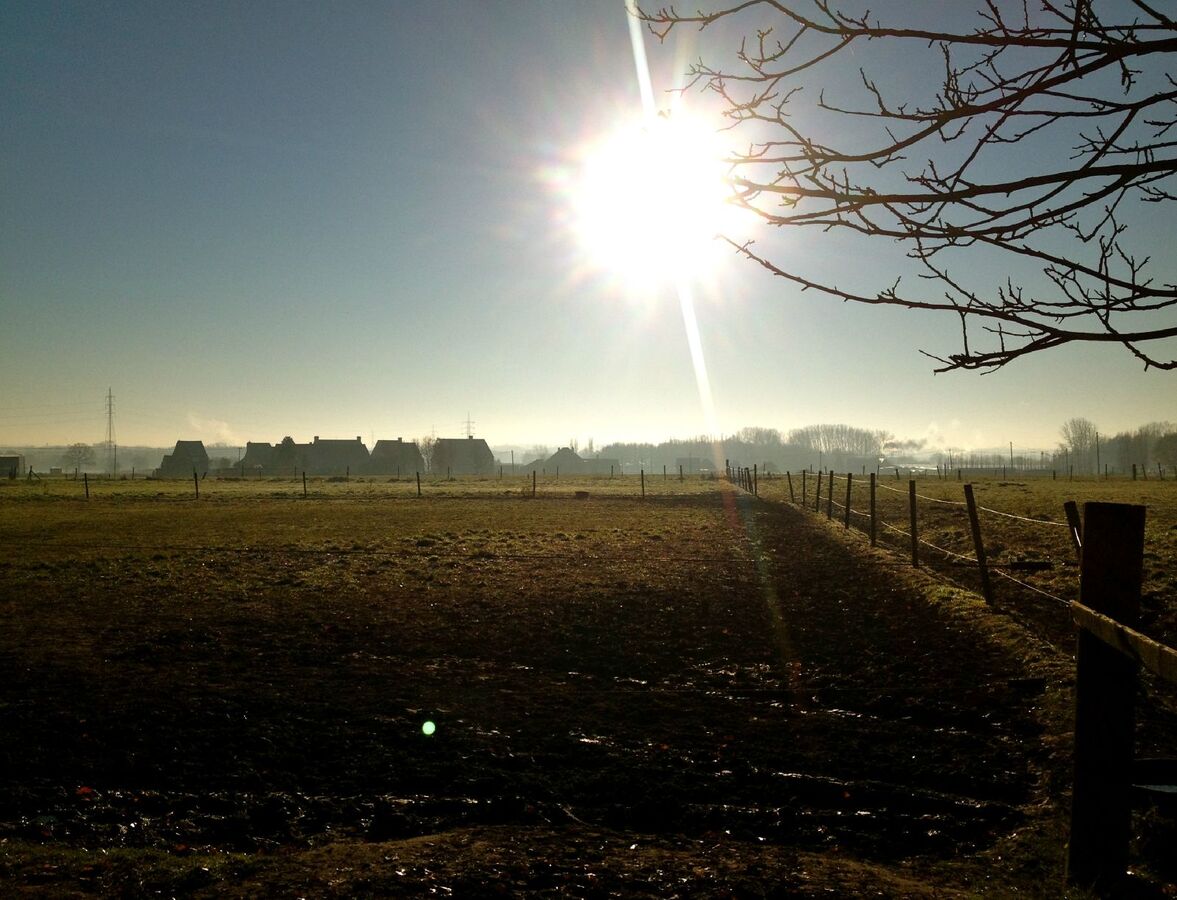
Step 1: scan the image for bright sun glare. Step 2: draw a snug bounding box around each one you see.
[572,112,736,287]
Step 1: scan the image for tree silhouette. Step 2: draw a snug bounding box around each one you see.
[61,442,95,470]
[642,1,1177,371]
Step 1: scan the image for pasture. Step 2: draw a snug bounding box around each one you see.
[0,475,1174,895]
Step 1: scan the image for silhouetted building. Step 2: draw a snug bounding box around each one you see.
[0,454,25,479]
[240,441,276,473]
[305,436,370,475]
[158,441,210,477]
[582,457,621,475]
[432,437,494,476]
[544,447,586,473]
[365,438,424,475]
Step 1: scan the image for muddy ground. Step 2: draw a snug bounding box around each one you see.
[0,490,1172,896]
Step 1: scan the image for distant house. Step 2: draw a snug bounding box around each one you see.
[305,436,370,475]
[582,457,621,475]
[0,454,25,479]
[240,441,276,473]
[543,447,586,474]
[432,437,494,476]
[158,441,210,478]
[365,438,424,476]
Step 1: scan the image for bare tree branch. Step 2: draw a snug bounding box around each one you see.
[640,1,1177,371]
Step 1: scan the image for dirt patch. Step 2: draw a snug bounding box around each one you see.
[0,491,1171,895]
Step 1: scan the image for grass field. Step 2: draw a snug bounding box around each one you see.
[1,475,1174,895]
[757,472,1177,647]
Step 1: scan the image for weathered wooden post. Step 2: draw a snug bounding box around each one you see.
[826,474,834,519]
[1132,463,1137,481]
[787,471,795,503]
[753,464,758,496]
[640,469,645,499]
[83,472,89,500]
[814,470,822,512]
[679,465,683,481]
[908,480,918,567]
[869,472,876,547]
[1067,502,1146,889]
[302,471,307,498]
[963,484,993,605]
[1063,501,1083,561]
[801,470,807,506]
[417,471,422,497]
[194,469,200,500]
[844,473,852,529]
[532,470,536,498]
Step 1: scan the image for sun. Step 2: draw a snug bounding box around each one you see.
[571,111,737,288]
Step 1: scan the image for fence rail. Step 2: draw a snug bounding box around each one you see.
[755,471,1175,891]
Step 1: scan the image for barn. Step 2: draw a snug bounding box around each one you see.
[365,438,424,476]
[157,441,210,478]
[432,437,494,476]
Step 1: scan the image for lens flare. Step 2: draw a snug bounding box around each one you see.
[571,112,736,288]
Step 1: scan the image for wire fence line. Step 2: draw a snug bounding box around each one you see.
[771,468,1088,615]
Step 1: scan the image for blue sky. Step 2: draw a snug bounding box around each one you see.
[2,0,1173,454]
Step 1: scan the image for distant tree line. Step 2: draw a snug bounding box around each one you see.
[1053,418,1176,475]
[594,424,925,474]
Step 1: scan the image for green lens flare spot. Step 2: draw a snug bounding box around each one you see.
[422,720,436,736]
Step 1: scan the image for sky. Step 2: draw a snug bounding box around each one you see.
[2,0,1173,456]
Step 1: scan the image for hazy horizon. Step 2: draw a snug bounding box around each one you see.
[3,2,1173,457]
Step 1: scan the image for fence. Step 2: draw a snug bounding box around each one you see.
[751,470,1177,889]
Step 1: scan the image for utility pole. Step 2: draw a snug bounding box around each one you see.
[104,387,117,477]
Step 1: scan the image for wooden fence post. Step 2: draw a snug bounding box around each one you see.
[963,484,993,605]
[908,480,918,567]
[801,470,807,507]
[826,474,834,519]
[869,472,876,547]
[532,470,536,498]
[194,469,200,500]
[302,471,307,498]
[844,473,852,528]
[679,465,683,482]
[814,470,823,512]
[754,464,758,496]
[83,472,89,500]
[417,472,422,497]
[640,469,645,499]
[787,471,795,504]
[1067,502,1146,889]
[1063,501,1083,562]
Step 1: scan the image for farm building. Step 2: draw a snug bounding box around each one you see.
[240,441,277,473]
[582,457,621,475]
[157,441,210,478]
[0,454,25,479]
[304,436,370,475]
[543,447,587,474]
[432,437,494,476]
[365,439,424,476]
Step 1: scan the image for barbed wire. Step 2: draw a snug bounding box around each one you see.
[975,505,1070,528]
[992,569,1071,608]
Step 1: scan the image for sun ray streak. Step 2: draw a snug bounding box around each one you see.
[625,1,656,120]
